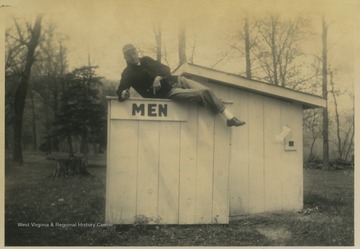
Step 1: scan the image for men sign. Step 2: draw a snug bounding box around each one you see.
[108,97,188,121]
[132,103,168,117]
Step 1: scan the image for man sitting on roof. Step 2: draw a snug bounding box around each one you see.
[117,43,246,127]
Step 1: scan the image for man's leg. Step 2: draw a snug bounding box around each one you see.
[168,76,246,127]
[178,76,225,113]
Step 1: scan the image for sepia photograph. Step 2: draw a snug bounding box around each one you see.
[1,0,358,247]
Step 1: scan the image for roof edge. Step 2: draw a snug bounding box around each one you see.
[173,63,326,109]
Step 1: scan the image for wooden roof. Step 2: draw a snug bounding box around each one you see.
[173,63,326,109]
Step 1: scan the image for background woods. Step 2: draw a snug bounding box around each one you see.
[6,15,43,165]
[5,16,111,166]
[4,2,355,169]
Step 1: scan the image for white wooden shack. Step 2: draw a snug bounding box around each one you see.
[173,63,326,217]
[106,98,232,224]
[106,63,326,225]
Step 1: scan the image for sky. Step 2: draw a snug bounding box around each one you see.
[2,0,359,112]
[3,0,359,76]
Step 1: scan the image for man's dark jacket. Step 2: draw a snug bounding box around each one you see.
[117,56,178,101]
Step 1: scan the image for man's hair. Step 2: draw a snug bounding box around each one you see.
[123,43,136,54]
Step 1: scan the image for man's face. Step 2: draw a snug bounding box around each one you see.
[124,48,140,65]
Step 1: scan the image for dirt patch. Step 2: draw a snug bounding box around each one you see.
[256,225,292,245]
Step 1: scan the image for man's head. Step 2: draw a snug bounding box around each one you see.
[123,43,140,65]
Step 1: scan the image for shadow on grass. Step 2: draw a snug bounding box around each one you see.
[305,193,343,209]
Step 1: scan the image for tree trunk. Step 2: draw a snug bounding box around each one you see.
[322,16,330,170]
[344,101,355,161]
[189,37,196,64]
[309,137,317,161]
[153,19,162,62]
[244,17,252,79]
[329,70,343,159]
[30,89,37,151]
[67,134,74,157]
[271,18,278,85]
[80,132,89,156]
[178,22,187,65]
[13,15,43,165]
[52,42,66,152]
[344,128,354,161]
[47,157,92,178]
[52,89,60,151]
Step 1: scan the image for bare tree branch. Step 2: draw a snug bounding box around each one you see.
[13,17,28,46]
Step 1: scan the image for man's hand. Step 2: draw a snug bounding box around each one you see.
[152,76,162,95]
[118,89,130,101]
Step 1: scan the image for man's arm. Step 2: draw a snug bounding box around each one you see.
[142,56,172,95]
[117,74,131,102]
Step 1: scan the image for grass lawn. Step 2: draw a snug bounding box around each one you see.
[4,152,354,246]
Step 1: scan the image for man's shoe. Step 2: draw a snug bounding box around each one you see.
[227,117,246,127]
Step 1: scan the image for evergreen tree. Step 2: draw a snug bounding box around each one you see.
[53,66,105,157]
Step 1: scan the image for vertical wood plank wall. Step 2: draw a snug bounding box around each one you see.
[106,99,231,224]
[106,74,305,222]
[281,102,304,211]
[200,78,304,216]
[231,91,303,215]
